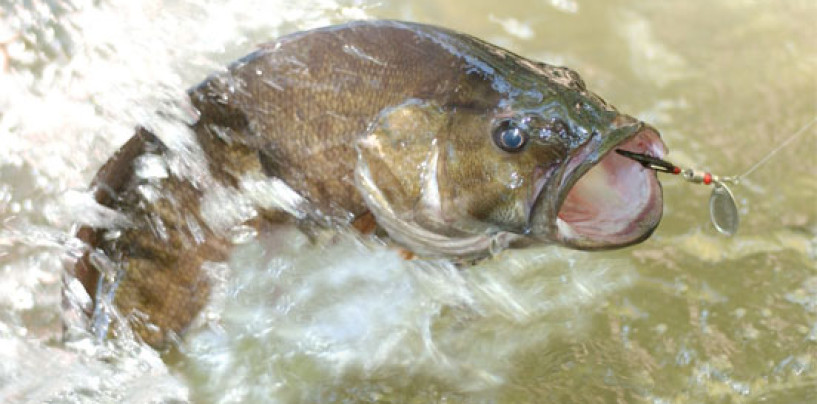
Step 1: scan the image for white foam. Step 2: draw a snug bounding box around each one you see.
[181,229,634,400]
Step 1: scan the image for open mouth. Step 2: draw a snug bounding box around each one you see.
[555,126,666,249]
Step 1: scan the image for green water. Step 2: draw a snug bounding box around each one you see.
[1,0,815,402]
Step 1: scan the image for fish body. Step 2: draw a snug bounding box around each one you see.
[71,21,666,346]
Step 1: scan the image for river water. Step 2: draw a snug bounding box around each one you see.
[1,0,815,403]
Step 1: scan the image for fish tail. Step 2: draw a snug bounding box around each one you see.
[68,128,230,348]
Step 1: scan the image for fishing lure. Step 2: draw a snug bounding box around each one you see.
[615,149,740,235]
[617,116,816,236]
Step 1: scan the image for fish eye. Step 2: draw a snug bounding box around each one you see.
[492,120,529,152]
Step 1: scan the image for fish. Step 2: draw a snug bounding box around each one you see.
[68,20,667,347]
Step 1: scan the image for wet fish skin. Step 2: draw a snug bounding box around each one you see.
[71,21,654,347]
[188,21,629,254]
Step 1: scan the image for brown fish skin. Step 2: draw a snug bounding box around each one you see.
[70,21,665,347]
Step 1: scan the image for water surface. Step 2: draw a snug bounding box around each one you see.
[1,0,815,402]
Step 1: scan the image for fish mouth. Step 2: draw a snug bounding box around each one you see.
[549,122,666,249]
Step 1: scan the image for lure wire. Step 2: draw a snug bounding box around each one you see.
[615,116,816,236]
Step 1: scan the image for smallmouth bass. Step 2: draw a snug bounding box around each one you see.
[69,20,667,347]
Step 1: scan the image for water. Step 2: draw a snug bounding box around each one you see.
[1,0,816,402]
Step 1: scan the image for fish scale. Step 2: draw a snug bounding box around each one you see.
[72,20,665,347]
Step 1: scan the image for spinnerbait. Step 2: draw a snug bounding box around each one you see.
[616,116,817,236]
[615,149,740,236]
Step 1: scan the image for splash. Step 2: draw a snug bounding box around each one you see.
[180,228,635,401]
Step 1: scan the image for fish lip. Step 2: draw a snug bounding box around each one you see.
[527,116,667,248]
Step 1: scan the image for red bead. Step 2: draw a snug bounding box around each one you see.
[673,167,681,175]
[703,172,712,185]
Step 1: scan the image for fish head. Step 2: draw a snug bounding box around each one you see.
[355,63,666,257]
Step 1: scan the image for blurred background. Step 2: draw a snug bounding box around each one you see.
[0,0,815,402]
